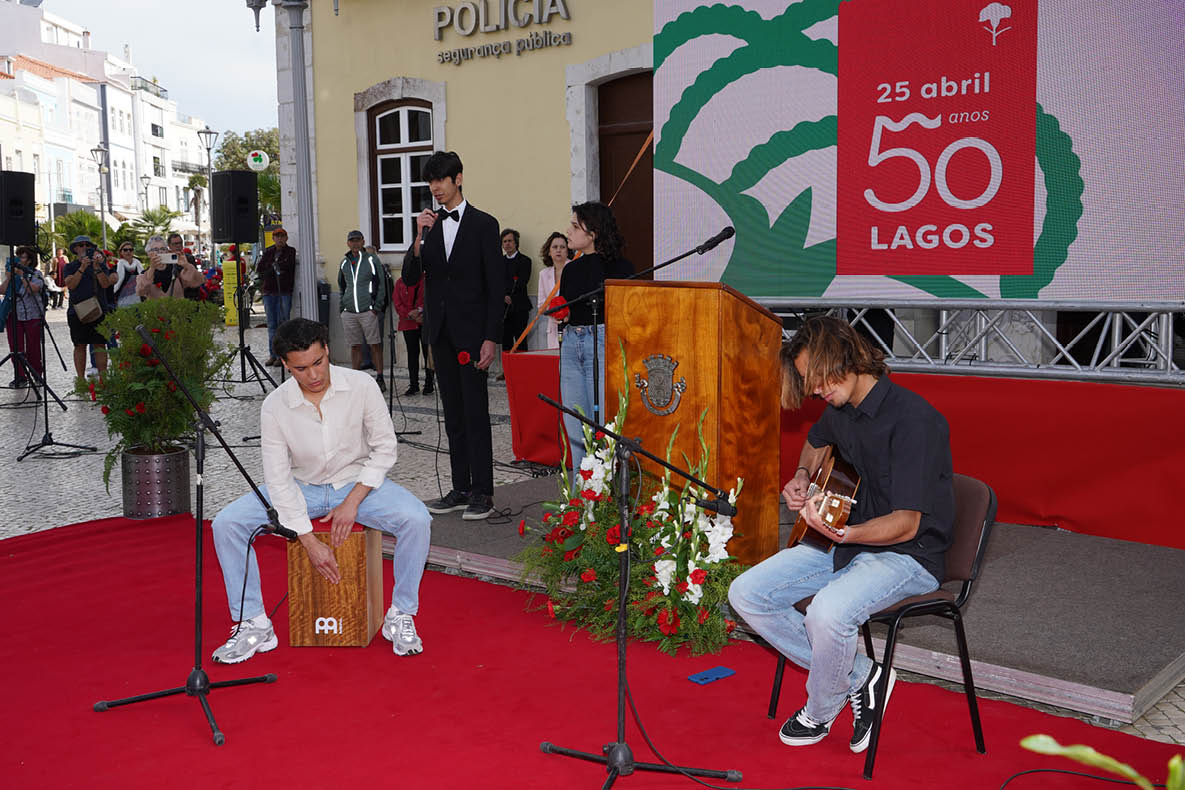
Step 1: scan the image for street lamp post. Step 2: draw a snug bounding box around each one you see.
[140,174,151,213]
[197,126,219,266]
[248,0,316,321]
[89,144,110,251]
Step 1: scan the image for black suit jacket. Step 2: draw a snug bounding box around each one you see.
[505,252,533,314]
[421,202,503,349]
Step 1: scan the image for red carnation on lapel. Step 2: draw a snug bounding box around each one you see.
[457,350,471,365]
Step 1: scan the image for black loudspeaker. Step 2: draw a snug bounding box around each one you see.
[211,170,258,243]
[0,170,36,245]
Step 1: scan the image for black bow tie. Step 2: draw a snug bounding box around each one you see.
[439,208,460,222]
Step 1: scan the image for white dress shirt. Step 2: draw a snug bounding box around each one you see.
[259,365,398,535]
[442,199,467,260]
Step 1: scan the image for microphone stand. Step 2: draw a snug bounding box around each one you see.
[5,258,96,459]
[536,394,739,788]
[93,323,294,745]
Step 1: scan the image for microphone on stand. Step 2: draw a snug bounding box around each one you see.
[695,226,736,255]
[260,521,299,541]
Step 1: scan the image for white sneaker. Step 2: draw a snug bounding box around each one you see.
[85,366,99,379]
[382,607,423,656]
[211,617,278,664]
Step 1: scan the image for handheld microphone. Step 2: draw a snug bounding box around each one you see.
[695,226,736,255]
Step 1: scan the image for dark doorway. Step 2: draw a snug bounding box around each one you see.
[598,71,653,276]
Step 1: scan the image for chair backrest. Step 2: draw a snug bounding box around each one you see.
[943,474,997,593]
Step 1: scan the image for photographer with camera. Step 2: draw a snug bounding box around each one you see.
[1,246,46,388]
[63,235,113,380]
[135,234,203,301]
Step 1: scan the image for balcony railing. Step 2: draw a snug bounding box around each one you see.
[130,76,168,100]
[171,160,205,175]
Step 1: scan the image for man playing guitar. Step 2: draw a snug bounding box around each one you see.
[729,316,954,754]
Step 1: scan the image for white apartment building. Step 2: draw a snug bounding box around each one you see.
[0,0,213,249]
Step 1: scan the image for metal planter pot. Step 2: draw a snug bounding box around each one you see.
[121,446,191,519]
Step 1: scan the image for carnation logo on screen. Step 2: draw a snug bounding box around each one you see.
[837,0,1037,275]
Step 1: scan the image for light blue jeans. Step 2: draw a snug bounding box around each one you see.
[728,545,938,723]
[262,292,293,357]
[212,479,431,621]
[558,324,606,473]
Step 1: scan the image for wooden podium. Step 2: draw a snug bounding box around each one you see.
[604,280,782,566]
[287,524,384,647]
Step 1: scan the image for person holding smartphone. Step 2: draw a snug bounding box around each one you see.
[63,236,113,379]
[136,234,203,300]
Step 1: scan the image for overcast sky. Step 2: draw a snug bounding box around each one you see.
[43,0,280,135]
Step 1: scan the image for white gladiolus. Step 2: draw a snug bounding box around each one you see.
[654,559,676,594]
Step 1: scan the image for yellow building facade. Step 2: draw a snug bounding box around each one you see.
[279,0,654,340]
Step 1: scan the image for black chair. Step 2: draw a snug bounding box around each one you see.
[767,474,997,779]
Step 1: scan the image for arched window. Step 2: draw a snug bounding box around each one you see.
[368,100,434,250]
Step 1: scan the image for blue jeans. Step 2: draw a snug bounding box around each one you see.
[558,324,605,472]
[262,292,293,357]
[728,545,938,723]
[212,479,432,621]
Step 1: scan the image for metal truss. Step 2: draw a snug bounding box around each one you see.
[761,298,1184,386]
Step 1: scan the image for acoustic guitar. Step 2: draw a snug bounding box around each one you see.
[787,445,860,552]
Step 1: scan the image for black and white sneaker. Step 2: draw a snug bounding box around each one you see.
[849,662,896,753]
[426,489,470,514]
[779,706,836,746]
[462,494,494,521]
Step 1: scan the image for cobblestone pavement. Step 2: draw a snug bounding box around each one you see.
[2,307,1182,748]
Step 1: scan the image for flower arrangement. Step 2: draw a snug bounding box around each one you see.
[516,362,745,656]
[75,298,231,487]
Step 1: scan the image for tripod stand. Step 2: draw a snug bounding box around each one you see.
[220,269,275,393]
[1,251,95,459]
[536,395,740,788]
[94,324,285,744]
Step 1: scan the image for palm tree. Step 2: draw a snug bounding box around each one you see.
[257,171,282,219]
[133,206,183,241]
[51,211,105,253]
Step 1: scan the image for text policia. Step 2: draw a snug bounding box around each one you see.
[864,71,1000,253]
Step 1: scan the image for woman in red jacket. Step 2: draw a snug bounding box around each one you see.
[393,250,434,396]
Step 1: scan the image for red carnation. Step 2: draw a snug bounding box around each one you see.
[139,343,152,357]
[457,350,471,365]
[689,568,707,585]
[542,511,553,522]
[100,405,110,415]
[698,607,710,625]
[546,599,556,619]
[580,568,597,583]
[164,330,176,340]
[581,489,600,502]
[124,408,135,416]
[653,546,664,556]
[605,524,621,546]
[150,327,160,334]
[578,469,593,480]
[547,297,569,321]
[725,619,736,634]
[676,580,689,594]
[517,519,526,536]
[595,431,605,441]
[604,599,614,611]
[90,390,96,402]
[135,402,146,414]
[636,503,655,515]
[562,510,580,527]
[657,608,680,636]
[167,381,178,392]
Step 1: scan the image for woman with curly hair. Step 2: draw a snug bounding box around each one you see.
[558,201,632,473]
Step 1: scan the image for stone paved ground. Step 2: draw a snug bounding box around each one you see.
[2,306,1182,748]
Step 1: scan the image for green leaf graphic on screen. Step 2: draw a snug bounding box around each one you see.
[654,1,1084,299]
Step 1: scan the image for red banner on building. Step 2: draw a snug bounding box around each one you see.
[838,0,1037,275]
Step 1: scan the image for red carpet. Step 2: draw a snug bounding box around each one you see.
[2,516,1179,789]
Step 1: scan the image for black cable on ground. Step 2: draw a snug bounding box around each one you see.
[999,768,1166,789]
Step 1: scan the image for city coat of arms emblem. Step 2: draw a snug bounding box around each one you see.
[634,354,687,416]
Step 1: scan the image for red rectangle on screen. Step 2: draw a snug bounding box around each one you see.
[837,0,1037,275]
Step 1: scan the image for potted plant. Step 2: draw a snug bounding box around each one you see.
[78,298,230,518]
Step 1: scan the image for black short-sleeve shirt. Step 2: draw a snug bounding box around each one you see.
[64,258,108,316]
[806,375,954,582]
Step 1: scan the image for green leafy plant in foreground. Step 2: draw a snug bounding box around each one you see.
[1021,734,1183,790]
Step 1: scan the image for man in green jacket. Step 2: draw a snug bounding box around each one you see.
[338,230,390,391]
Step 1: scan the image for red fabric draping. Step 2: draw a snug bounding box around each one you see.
[503,349,565,466]
[506,351,1185,547]
[781,373,1185,549]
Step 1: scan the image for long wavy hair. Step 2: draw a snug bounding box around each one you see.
[781,316,887,409]
[539,231,567,266]
[571,201,625,263]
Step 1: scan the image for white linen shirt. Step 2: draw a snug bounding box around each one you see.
[259,365,398,535]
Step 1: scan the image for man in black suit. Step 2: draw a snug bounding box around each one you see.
[414,151,502,520]
[499,229,533,353]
